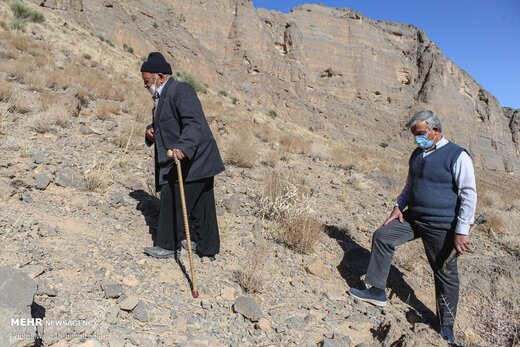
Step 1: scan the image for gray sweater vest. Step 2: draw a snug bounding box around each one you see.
[408,142,465,224]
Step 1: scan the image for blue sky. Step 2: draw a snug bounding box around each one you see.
[253,0,519,109]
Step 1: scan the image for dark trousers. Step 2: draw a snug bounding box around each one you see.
[156,177,220,257]
[365,212,459,327]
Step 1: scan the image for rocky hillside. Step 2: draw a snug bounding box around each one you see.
[28,0,520,173]
[1,1,519,347]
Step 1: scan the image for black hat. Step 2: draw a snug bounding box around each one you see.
[140,52,172,74]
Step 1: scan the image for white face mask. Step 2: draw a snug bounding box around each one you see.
[147,74,158,96]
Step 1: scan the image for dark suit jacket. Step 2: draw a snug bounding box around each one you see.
[145,78,225,191]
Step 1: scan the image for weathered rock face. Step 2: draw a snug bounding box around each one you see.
[30,0,519,172]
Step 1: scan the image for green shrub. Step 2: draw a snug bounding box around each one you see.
[123,43,134,54]
[268,110,278,119]
[218,90,228,97]
[10,0,44,23]
[9,18,26,32]
[175,71,207,94]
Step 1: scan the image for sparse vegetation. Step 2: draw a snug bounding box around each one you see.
[85,159,115,192]
[225,130,256,168]
[9,0,44,32]
[96,33,114,47]
[236,244,270,293]
[279,133,312,155]
[123,43,134,54]
[29,112,56,134]
[268,110,277,118]
[175,71,207,94]
[95,101,121,120]
[280,215,324,254]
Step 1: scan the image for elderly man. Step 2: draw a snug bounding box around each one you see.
[140,52,225,260]
[349,110,477,345]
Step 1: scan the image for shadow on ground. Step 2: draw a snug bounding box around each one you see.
[326,225,437,328]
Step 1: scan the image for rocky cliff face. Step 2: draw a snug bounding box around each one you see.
[31,0,518,172]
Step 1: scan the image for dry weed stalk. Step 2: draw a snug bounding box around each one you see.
[236,244,270,293]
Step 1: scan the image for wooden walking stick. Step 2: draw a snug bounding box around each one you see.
[169,150,199,298]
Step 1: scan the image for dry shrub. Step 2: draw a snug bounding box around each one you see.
[9,34,29,52]
[472,300,520,347]
[85,161,113,192]
[279,132,311,155]
[9,92,31,114]
[126,93,152,123]
[96,101,120,120]
[235,244,270,293]
[28,112,56,133]
[261,150,280,168]
[25,69,54,91]
[226,130,256,168]
[254,122,278,143]
[113,123,140,150]
[2,55,32,82]
[0,83,13,102]
[0,102,11,135]
[257,171,312,221]
[280,215,324,254]
[346,172,372,191]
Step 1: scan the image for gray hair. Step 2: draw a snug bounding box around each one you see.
[407,110,442,132]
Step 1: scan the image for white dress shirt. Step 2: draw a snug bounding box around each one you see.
[395,137,477,235]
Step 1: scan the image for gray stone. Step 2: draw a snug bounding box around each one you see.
[108,191,124,207]
[34,173,51,190]
[31,150,47,164]
[233,296,264,322]
[0,266,37,311]
[105,306,119,325]
[103,284,123,299]
[54,167,84,189]
[37,225,58,237]
[21,191,33,203]
[321,333,351,347]
[120,295,139,311]
[37,284,57,297]
[223,194,241,213]
[133,300,149,322]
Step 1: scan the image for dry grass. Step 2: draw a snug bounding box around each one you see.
[279,215,324,254]
[257,171,312,221]
[85,161,114,192]
[261,150,280,168]
[235,244,270,293]
[254,122,278,143]
[279,132,312,155]
[225,130,257,168]
[28,112,56,133]
[0,101,11,135]
[25,68,54,91]
[471,300,520,347]
[0,84,13,102]
[95,101,121,120]
[113,122,140,150]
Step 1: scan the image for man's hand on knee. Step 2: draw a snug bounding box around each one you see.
[454,234,470,254]
[383,206,404,226]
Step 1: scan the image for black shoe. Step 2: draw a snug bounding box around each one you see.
[440,325,456,345]
[143,246,178,259]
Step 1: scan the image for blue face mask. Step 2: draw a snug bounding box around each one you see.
[415,130,434,149]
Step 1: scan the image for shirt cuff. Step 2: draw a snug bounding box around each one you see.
[455,223,470,235]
